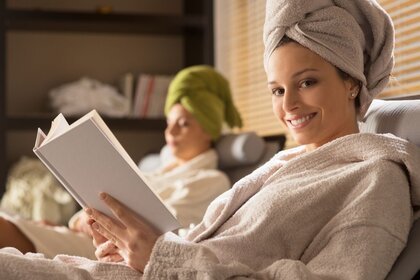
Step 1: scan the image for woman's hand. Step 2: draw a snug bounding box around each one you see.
[85,192,161,272]
[90,222,124,263]
[69,211,93,236]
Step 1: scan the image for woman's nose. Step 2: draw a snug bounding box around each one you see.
[166,123,178,135]
[282,89,299,112]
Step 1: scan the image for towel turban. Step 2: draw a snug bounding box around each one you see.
[165,65,243,140]
[263,0,395,118]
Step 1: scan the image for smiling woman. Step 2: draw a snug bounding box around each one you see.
[217,0,420,144]
[267,39,360,151]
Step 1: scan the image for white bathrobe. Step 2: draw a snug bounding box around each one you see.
[0,149,229,259]
[0,133,419,280]
[145,149,231,228]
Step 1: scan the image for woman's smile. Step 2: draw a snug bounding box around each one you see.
[285,112,317,129]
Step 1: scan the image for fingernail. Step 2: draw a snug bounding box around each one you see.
[92,222,99,230]
[85,208,92,215]
[99,192,106,200]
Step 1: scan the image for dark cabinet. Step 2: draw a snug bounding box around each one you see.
[0,0,214,194]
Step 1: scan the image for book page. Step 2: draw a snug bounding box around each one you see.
[89,111,156,188]
[34,128,47,149]
[42,113,70,145]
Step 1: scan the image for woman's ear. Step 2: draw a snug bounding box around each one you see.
[347,79,361,99]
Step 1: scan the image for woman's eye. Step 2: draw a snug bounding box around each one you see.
[271,88,284,96]
[178,121,189,127]
[300,79,317,88]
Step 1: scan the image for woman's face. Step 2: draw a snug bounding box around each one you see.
[165,103,212,162]
[267,42,359,151]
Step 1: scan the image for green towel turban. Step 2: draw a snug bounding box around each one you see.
[165,65,243,140]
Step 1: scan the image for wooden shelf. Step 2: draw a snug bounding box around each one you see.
[5,10,206,35]
[0,0,214,195]
[4,116,167,131]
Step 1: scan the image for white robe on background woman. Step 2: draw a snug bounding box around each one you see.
[0,149,230,259]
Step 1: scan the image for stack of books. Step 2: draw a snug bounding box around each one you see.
[132,74,173,118]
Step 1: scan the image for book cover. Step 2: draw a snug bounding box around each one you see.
[132,74,149,117]
[132,74,173,118]
[147,75,173,118]
[33,110,180,233]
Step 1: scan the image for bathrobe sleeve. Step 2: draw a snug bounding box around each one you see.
[143,226,406,280]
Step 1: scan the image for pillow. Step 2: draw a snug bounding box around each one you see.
[386,219,420,280]
[361,99,420,280]
[359,99,420,147]
[216,132,266,168]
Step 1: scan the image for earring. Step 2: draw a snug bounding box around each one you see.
[351,86,360,98]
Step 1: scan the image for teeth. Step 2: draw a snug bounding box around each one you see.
[290,115,312,126]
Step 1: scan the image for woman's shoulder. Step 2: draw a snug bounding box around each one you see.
[313,132,420,162]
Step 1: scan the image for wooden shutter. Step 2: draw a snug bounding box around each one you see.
[215,0,285,138]
[378,0,420,99]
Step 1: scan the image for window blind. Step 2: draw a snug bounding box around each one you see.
[215,0,284,138]
[378,0,420,98]
[215,0,419,145]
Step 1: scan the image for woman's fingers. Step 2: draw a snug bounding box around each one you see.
[91,222,122,249]
[87,192,161,272]
[85,206,125,238]
[95,240,121,262]
[98,192,147,229]
[90,223,108,248]
[85,206,127,252]
[95,240,114,258]
[71,212,93,236]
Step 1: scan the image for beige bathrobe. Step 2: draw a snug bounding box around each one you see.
[0,133,419,280]
[0,149,229,259]
[143,133,420,279]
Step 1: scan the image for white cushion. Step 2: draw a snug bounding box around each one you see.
[386,219,420,280]
[216,132,266,168]
[362,99,420,279]
[359,99,420,147]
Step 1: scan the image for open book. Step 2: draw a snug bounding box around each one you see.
[33,110,180,233]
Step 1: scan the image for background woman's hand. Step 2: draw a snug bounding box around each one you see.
[85,192,161,272]
[69,211,93,236]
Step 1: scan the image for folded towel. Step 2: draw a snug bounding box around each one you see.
[263,0,394,118]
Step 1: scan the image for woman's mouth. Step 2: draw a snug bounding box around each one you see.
[286,113,317,129]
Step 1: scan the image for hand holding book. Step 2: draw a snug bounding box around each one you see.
[86,192,159,272]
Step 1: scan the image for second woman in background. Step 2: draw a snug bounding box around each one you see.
[0,65,242,259]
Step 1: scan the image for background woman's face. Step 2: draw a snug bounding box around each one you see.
[267,42,359,150]
[165,104,212,162]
